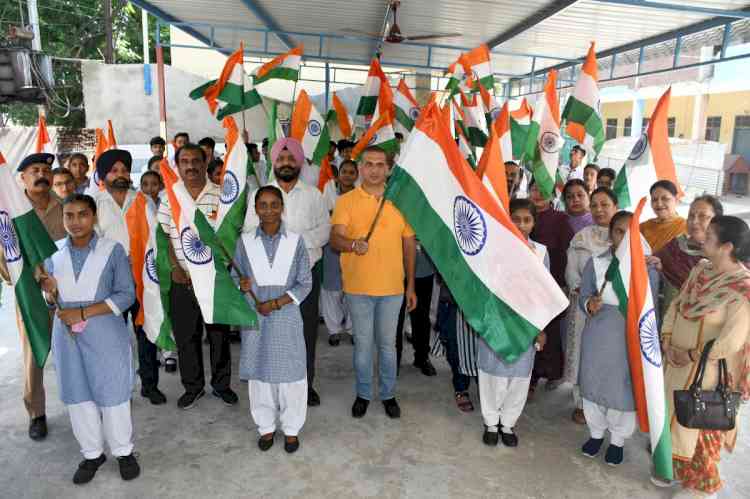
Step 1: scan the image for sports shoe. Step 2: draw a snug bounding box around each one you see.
[177,389,205,410]
[141,386,167,405]
[581,437,604,458]
[604,444,624,466]
[212,388,239,406]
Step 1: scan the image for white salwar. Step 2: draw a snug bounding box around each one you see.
[582,399,636,446]
[320,288,352,337]
[69,401,134,459]
[248,379,308,436]
[478,372,532,433]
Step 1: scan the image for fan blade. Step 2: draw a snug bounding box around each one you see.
[404,33,462,41]
[339,28,384,38]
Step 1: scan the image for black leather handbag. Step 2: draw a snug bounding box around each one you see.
[674,339,741,431]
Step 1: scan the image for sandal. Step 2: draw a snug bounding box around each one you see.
[455,392,474,413]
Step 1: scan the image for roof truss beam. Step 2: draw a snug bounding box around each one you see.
[237,0,295,49]
[485,0,580,49]
[592,0,750,19]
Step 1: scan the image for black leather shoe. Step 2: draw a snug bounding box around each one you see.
[328,335,340,346]
[383,398,401,419]
[284,436,300,454]
[141,387,167,405]
[414,359,437,377]
[307,388,320,407]
[72,454,106,484]
[164,358,177,373]
[212,388,239,406]
[500,429,518,447]
[482,428,499,446]
[117,453,140,481]
[29,415,48,441]
[177,389,205,410]
[351,397,369,418]
[258,432,275,451]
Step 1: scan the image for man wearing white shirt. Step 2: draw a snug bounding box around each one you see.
[558,145,586,184]
[243,137,330,406]
[93,149,166,405]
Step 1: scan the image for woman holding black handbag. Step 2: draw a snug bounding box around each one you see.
[658,216,750,498]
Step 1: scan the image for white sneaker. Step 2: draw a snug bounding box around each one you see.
[650,475,679,488]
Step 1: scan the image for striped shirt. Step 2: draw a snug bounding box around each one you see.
[157,182,220,272]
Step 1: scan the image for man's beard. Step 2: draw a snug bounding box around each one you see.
[275,166,300,182]
[110,178,131,190]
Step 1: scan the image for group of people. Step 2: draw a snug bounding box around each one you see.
[5,132,750,499]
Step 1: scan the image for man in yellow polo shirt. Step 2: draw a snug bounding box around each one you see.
[330,146,416,419]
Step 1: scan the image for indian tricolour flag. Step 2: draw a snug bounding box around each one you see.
[562,42,605,158]
[606,197,673,481]
[0,152,57,368]
[35,116,55,154]
[125,192,176,351]
[465,44,494,92]
[525,70,563,200]
[461,92,488,147]
[386,102,568,360]
[614,87,682,209]
[394,79,419,132]
[291,89,331,165]
[357,57,389,116]
[326,92,353,139]
[253,45,303,85]
[478,102,512,210]
[216,117,253,254]
[510,98,532,161]
[198,43,263,120]
[106,119,117,148]
[160,161,257,327]
[351,111,398,159]
[84,128,109,196]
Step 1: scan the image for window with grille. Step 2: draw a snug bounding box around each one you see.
[623,117,632,137]
[606,118,618,140]
[667,117,676,138]
[705,116,721,141]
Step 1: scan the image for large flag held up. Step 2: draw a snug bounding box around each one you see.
[510,98,532,161]
[394,79,420,132]
[326,92,353,139]
[385,102,568,361]
[125,192,176,351]
[477,102,512,211]
[606,197,673,481]
[0,153,58,368]
[215,117,254,255]
[357,58,390,116]
[290,89,332,166]
[160,161,257,328]
[613,87,682,209]
[464,44,494,92]
[562,42,605,158]
[253,45,303,85]
[35,116,54,154]
[525,70,563,200]
[196,43,263,120]
[460,92,489,147]
[351,111,399,159]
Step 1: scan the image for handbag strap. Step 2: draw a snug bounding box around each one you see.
[690,339,716,391]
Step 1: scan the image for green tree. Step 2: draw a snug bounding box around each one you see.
[1,0,170,127]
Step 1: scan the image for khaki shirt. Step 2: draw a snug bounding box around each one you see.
[0,194,65,284]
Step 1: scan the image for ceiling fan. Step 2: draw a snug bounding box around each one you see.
[341,0,461,44]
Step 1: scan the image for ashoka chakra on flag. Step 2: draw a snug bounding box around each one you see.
[639,308,661,367]
[0,210,21,263]
[180,227,213,265]
[145,248,159,284]
[220,171,241,205]
[453,195,487,256]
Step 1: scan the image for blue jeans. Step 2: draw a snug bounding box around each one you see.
[346,293,403,401]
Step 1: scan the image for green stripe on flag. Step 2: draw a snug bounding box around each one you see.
[394,107,415,131]
[562,96,606,155]
[605,255,629,317]
[312,125,332,165]
[510,117,530,160]
[216,88,263,120]
[193,211,257,328]
[386,165,539,362]
[154,225,176,351]
[468,127,488,147]
[613,167,632,209]
[216,186,249,256]
[254,67,300,85]
[15,209,58,368]
[189,79,217,100]
[654,411,674,480]
[356,95,378,116]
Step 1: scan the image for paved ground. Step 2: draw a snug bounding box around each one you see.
[0,290,748,499]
